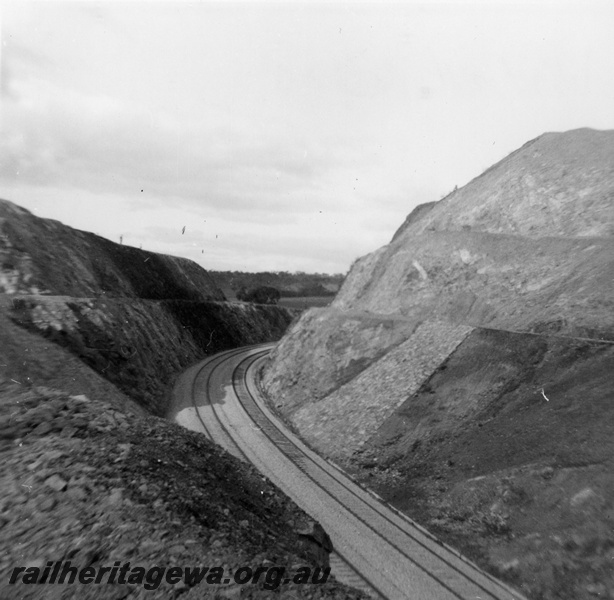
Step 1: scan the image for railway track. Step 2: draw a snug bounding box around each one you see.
[176,345,528,600]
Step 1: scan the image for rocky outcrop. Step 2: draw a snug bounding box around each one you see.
[333,232,614,333]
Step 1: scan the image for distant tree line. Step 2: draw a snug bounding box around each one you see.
[236,286,281,305]
[279,282,333,297]
[210,270,345,300]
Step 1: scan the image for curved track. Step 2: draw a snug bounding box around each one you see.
[172,345,528,600]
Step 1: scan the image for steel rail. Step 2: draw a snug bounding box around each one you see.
[231,351,467,599]
[244,352,529,598]
[228,349,526,600]
[189,346,250,461]
[190,345,379,597]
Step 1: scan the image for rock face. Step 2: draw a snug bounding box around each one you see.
[262,128,614,458]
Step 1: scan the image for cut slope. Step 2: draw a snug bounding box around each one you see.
[264,231,614,422]
[395,128,614,240]
[0,297,146,417]
[0,200,358,599]
[9,295,293,416]
[264,129,614,428]
[334,231,614,331]
[1,199,294,416]
[350,328,614,600]
[262,129,614,598]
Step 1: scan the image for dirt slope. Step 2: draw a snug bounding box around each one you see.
[264,230,614,419]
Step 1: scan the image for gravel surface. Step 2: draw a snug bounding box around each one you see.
[0,383,369,600]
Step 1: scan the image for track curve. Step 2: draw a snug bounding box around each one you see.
[172,345,528,600]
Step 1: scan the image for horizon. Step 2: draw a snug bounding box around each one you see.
[1,1,613,273]
[0,195,348,276]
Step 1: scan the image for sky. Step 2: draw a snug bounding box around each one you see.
[1,1,613,274]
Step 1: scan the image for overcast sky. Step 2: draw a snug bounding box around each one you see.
[1,1,613,274]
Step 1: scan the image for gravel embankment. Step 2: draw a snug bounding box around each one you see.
[0,383,368,600]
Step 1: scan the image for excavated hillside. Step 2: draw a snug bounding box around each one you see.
[0,199,367,599]
[0,198,293,415]
[262,128,614,600]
